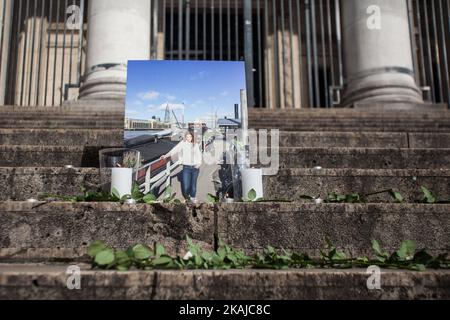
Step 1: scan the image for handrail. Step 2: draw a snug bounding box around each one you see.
[137,156,182,195]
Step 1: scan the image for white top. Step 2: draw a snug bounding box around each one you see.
[168,141,203,167]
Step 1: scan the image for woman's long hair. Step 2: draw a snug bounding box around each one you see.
[185,131,196,144]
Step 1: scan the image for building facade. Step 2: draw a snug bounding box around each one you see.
[0,0,449,109]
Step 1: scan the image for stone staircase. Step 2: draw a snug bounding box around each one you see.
[0,103,449,299]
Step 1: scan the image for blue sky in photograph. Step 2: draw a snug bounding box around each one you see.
[125,60,246,123]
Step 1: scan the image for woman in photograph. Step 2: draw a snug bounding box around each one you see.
[161,131,203,202]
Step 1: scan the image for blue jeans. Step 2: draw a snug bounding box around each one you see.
[182,165,200,199]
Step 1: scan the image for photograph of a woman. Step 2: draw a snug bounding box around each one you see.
[125,60,247,203]
[161,131,203,202]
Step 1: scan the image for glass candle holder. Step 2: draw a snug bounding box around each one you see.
[99,148,141,198]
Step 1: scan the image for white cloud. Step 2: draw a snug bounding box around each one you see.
[220,91,229,96]
[190,71,208,81]
[125,109,139,115]
[149,103,186,111]
[166,103,186,111]
[165,94,176,101]
[138,90,160,101]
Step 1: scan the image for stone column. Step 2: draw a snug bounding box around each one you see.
[79,0,151,100]
[341,0,423,107]
[0,0,13,105]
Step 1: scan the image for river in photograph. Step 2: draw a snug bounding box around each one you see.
[124,130,163,140]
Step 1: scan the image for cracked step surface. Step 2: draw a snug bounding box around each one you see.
[0,202,448,262]
[0,264,448,300]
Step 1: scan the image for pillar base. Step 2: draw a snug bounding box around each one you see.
[342,69,423,107]
[79,64,127,100]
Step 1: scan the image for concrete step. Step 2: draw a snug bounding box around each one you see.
[0,113,122,120]
[0,102,124,114]
[218,203,449,257]
[264,169,450,202]
[0,202,214,262]
[250,121,450,132]
[0,146,101,167]
[272,148,450,169]
[0,167,99,201]
[277,132,410,148]
[1,167,449,202]
[0,129,123,147]
[248,110,450,132]
[0,119,123,129]
[0,264,448,300]
[3,130,449,150]
[0,202,448,262]
[248,107,450,118]
[264,132,450,148]
[4,145,450,169]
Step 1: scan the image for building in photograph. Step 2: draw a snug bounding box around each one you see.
[124,118,171,131]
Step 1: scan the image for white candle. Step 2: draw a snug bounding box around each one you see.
[242,168,264,201]
[111,168,133,198]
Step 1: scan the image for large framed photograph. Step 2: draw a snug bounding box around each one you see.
[124,61,247,203]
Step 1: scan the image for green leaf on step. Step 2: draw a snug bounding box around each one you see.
[331,250,347,261]
[143,193,157,204]
[372,240,383,256]
[152,256,173,266]
[111,188,121,201]
[95,249,115,266]
[132,244,152,260]
[88,240,108,258]
[155,243,166,256]
[117,265,130,271]
[248,189,257,201]
[411,264,426,272]
[207,193,219,203]
[389,190,404,203]
[131,184,143,200]
[421,186,436,204]
[371,240,388,262]
[164,186,173,198]
[396,240,417,260]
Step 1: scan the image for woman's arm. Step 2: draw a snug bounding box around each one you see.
[162,141,183,159]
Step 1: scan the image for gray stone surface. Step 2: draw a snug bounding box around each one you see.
[0,168,99,201]
[5,146,450,169]
[409,133,450,149]
[2,168,449,202]
[0,146,102,167]
[248,108,450,117]
[274,132,450,149]
[249,109,450,132]
[216,203,450,258]
[0,119,124,129]
[353,102,448,111]
[272,148,450,169]
[0,129,123,147]
[0,201,448,262]
[0,265,448,300]
[250,120,450,132]
[277,132,409,148]
[264,168,450,202]
[0,202,214,262]
[0,103,125,113]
